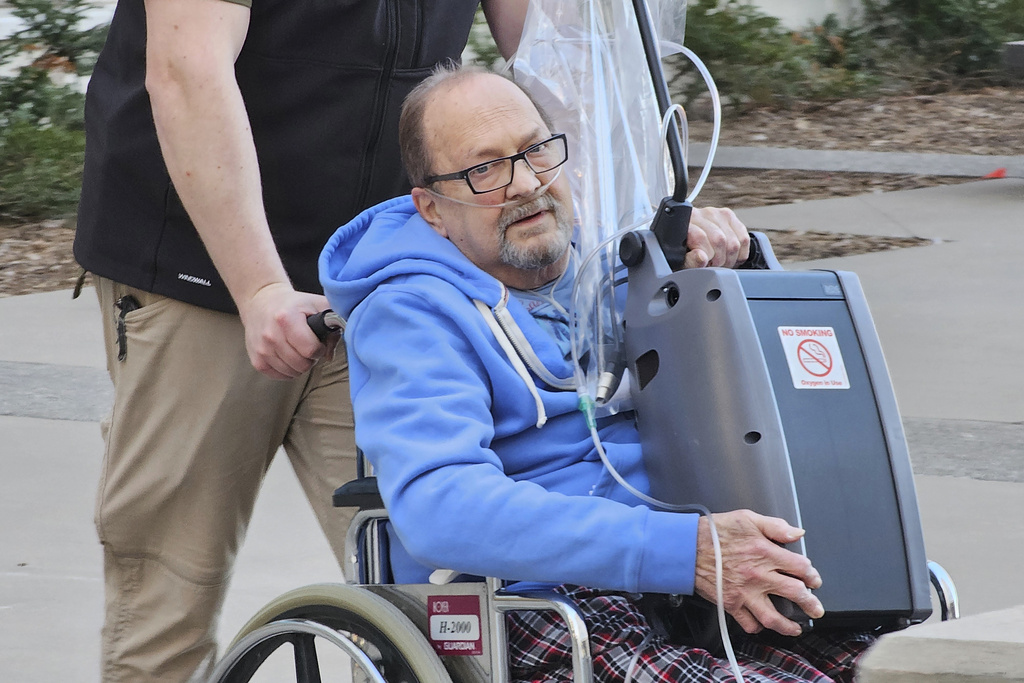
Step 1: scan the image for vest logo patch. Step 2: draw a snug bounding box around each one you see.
[177,273,212,287]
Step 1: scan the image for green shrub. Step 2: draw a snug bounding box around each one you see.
[0,67,86,130]
[465,7,503,69]
[861,0,1024,88]
[667,0,880,111]
[0,0,107,220]
[665,0,1024,111]
[0,0,108,77]
[0,117,86,220]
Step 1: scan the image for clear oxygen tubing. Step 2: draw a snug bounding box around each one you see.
[570,45,722,407]
[665,102,690,185]
[578,395,747,683]
[569,213,653,398]
[623,631,653,683]
[658,43,722,204]
[571,51,741,670]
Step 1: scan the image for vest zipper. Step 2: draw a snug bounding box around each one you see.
[412,1,425,66]
[355,0,400,210]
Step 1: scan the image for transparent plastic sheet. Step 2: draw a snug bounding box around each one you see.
[508,0,688,411]
[508,8,745,677]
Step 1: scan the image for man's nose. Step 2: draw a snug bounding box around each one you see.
[505,157,542,198]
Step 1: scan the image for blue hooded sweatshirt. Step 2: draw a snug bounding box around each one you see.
[319,195,699,595]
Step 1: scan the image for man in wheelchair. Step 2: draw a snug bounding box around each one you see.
[319,64,877,682]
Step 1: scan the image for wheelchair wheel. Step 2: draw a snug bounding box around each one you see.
[210,583,454,683]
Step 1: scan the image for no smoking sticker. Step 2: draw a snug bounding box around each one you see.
[778,327,850,389]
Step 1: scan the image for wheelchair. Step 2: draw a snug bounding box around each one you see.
[208,455,961,683]
[208,458,595,683]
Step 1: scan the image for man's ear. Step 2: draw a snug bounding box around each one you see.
[411,187,448,238]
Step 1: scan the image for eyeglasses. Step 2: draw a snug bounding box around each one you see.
[424,133,568,195]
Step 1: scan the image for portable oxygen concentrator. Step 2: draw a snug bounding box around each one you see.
[621,229,933,630]
[541,0,936,632]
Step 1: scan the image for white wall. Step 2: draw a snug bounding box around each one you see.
[747,0,863,28]
[1,1,115,39]
[0,1,115,82]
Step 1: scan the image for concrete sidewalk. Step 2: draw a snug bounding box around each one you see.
[735,178,1024,679]
[0,290,343,679]
[1,178,1022,680]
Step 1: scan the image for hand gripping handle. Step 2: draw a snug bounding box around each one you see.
[306,309,345,342]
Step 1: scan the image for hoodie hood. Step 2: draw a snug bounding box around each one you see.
[319,194,577,402]
[320,195,506,320]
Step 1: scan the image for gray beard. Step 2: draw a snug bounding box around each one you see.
[497,193,572,270]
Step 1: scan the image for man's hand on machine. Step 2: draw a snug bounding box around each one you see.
[238,282,334,380]
[684,206,751,269]
[694,509,824,637]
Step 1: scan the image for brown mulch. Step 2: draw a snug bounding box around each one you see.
[693,168,975,212]
[758,228,933,263]
[1,87,1020,298]
[689,86,1023,210]
[0,219,85,298]
[687,87,1024,155]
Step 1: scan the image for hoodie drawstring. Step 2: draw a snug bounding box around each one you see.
[474,298,548,428]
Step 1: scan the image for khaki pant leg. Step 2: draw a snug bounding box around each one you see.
[282,345,358,564]
[93,277,315,683]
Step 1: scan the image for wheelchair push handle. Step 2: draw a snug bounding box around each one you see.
[306,309,345,342]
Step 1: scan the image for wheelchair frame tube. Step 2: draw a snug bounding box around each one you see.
[491,578,595,683]
[344,509,391,584]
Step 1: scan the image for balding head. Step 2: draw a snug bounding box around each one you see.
[399,64,553,188]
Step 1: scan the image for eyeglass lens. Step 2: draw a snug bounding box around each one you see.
[466,136,567,193]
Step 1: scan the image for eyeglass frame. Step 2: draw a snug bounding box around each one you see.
[423,133,568,195]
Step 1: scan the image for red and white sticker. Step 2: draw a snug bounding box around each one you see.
[778,326,850,390]
[428,595,483,656]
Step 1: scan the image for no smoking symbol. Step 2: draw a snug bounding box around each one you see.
[797,339,833,377]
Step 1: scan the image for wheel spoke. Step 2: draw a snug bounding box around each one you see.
[291,633,323,683]
[209,586,453,683]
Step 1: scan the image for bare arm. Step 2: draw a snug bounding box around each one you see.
[145,0,327,379]
[481,0,530,60]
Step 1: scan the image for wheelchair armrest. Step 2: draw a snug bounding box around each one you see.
[333,477,383,510]
[493,585,594,683]
[928,560,960,621]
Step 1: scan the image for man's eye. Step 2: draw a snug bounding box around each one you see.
[526,141,556,162]
[468,163,497,178]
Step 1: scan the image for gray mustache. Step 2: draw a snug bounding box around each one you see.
[498,193,557,233]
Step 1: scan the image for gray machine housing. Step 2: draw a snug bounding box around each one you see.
[623,230,931,629]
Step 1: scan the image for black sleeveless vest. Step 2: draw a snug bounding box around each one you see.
[75,0,479,312]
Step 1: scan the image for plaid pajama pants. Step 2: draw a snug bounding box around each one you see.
[506,586,878,683]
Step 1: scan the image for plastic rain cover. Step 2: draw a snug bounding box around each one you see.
[509,0,688,411]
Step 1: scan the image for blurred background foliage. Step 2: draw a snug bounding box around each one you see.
[467,0,1024,111]
[2,0,1023,221]
[1,0,107,220]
